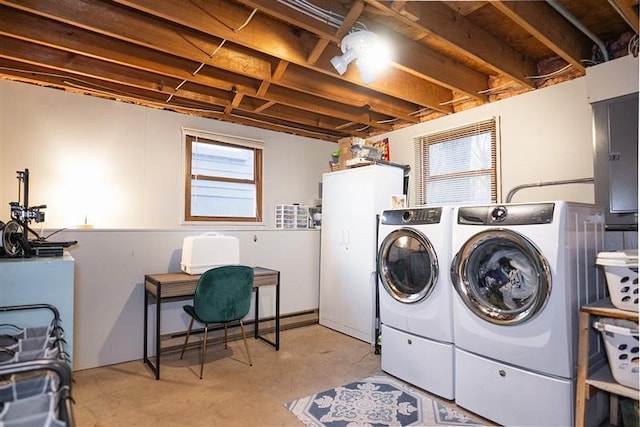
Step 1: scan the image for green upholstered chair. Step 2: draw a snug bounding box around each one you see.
[180,265,254,379]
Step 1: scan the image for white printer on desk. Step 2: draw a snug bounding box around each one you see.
[180,233,240,275]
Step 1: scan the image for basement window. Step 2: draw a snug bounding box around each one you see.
[414,118,499,205]
[183,128,263,222]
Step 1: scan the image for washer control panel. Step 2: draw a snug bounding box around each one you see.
[458,203,555,225]
[381,207,442,225]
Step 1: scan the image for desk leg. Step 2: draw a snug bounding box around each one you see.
[142,290,161,379]
[275,273,280,350]
[154,289,161,380]
[143,288,148,363]
[254,287,260,340]
[253,280,279,351]
[143,289,160,380]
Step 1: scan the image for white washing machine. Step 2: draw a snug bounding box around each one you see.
[377,206,454,399]
[450,201,607,427]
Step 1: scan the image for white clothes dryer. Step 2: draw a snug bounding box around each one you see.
[377,206,454,399]
[449,201,607,427]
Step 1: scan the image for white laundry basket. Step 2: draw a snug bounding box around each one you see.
[593,318,639,390]
[596,250,638,312]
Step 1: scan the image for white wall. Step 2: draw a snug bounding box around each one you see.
[52,228,320,371]
[0,81,333,229]
[0,80,334,370]
[381,77,596,205]
[379,56,638,206]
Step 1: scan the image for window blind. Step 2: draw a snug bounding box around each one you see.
[414,118,498,205]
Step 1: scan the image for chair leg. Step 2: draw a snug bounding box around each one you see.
[180,317,195,359]
[199,324,209,379]
[224,323,228,349]
[239,320,252,366]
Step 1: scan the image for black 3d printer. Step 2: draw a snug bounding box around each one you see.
[0,169,77,258]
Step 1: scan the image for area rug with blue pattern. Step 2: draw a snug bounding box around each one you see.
[285,374,487,427]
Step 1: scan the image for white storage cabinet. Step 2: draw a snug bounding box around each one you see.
[319,164,403,344]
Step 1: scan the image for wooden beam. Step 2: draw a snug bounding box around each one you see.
[0,2,419,127]
[238,0,487,101]
[0,6,263,90]
[491,1,592,73]
[335,0,366,38]
[224,91,244,115]
[112,0,454,112]
[0,1,274,80]
[254,100,276,113]
[272,60,289,81]
[307,38,330,65]
[609,0,639,33]
[0,36,384,132]
[364,0,537,88]
[256,80,270,97]
[241,99,370,137]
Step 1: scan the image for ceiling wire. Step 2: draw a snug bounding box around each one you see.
[0,66,69,81]
[167,39,227,102]
[0,66,230,115]
[629,33,639,57]
[477,82,520,95]
[234,8,258,32]
[409,107,435,117]
[525,63,573,80]
[167,8,257,104]
[439,96,472,106]
[0,67,136,99]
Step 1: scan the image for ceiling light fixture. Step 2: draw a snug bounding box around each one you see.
[330,30,391,84]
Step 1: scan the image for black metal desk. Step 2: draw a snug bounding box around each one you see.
[143,267,280,380]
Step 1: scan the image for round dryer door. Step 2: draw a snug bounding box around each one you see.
[378,228,438,303]
[451,228,551,325]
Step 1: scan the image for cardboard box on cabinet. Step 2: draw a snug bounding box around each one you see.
[337,137,354,170]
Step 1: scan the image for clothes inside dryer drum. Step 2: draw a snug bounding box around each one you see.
[477,248,537,310]
[451,228,552,325]
[471,245,538,311]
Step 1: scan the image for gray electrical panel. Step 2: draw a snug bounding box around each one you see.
[593,92,638,230]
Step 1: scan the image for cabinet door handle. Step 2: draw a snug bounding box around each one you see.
[342,229,350,246]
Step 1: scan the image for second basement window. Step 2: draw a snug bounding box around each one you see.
[414,118,499,205]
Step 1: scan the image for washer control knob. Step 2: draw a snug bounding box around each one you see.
[491,206,507,222]
[402,210,413,222]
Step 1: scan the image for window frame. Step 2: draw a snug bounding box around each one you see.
[183,128,263,223]
[413,117,500,205]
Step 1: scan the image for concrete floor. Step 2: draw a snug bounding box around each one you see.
[71,324,620,427]
[72,324,385,426]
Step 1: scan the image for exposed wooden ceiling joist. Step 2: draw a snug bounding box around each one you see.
[0,0,632,142]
